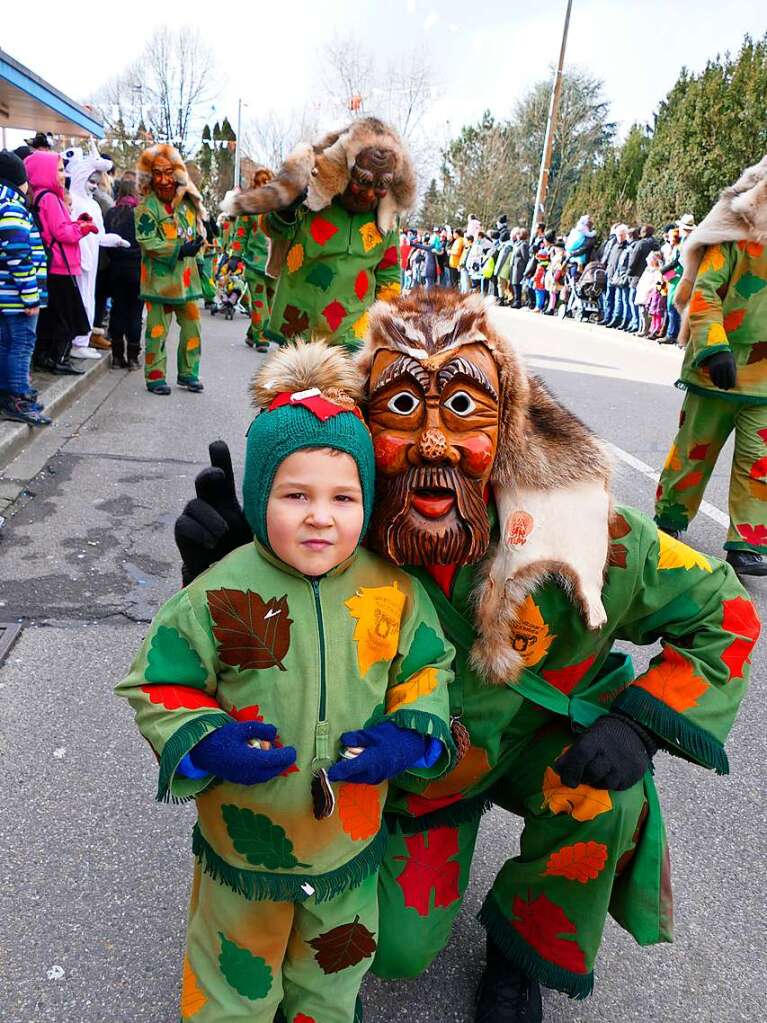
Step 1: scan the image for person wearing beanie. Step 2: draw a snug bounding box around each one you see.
[116,340,454,1022]
[0,150,51,426]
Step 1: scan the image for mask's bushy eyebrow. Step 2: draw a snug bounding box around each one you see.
[371,355,431,396]
[437,357,498,401]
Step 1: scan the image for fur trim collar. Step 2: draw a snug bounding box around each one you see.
[222,117,416,234]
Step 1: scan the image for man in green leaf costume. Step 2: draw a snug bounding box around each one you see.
[655,154,767,576]
[135,143,206,395]
[117,342,454,1022]
[175,289,758,1023]
[229,167,276,353]
[222,118,414,352]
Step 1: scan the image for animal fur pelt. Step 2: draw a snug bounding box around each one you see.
[251,339,365,411]
[136,143,207,224]
[221,117,416,235]
[358,290,613,685]
[674,153,767,344]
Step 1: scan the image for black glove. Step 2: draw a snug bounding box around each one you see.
[275,188,308,224]
[175,441,254,585]
[178,237,204,260]
[554,713,658,791]
[702,349,737,390]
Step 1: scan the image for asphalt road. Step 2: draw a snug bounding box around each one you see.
[1,306,764,1023]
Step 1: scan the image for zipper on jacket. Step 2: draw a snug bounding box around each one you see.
[311,578,331,766]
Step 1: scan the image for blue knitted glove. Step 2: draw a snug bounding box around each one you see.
[186,721,296,785]
[326,721,432,785]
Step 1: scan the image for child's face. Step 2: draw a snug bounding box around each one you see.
[266,450,365,575]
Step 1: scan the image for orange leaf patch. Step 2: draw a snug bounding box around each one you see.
[635,646,708,711]
[337,783,382,841]
[511,893,587,973]
[541,766,612,822]
[543,841,608,883]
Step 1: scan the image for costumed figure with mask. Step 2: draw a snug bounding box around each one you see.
[175,289,757,1023]
[228,166,277,353]
[64,142,130,360]
[655,154,767,577]
[222,117,413,351]
[135,143,207,395]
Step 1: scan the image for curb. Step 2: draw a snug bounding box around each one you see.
[0,354,110,469]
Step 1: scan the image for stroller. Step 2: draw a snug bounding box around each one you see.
[565,260,607,322]
[211,257,250,321]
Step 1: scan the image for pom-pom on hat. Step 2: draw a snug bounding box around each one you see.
[242,341,375,550]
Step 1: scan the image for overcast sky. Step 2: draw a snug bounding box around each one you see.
[4,0,767,145]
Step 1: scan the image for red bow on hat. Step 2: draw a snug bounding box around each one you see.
[268,388,364,423]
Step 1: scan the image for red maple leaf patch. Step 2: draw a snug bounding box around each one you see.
[140,684,219,711]
[511,893,587,974]
[182,266,192,289]
[722,308,747,334]
[378,245,399,270]
[749,455,767,480]
[542,656,597,696]
[394,827,461,916]
[322,300,347,332]
[405,792,463,817]
[736,523,767,547]
[354,270,369,300]
[688,443,710,461]
[720,596,760,680]
[310,216,339,246]
[675,470,704,492]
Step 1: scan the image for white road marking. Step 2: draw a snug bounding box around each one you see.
[603,440,730,529]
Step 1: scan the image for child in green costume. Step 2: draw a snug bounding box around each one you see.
[116,342,455,1022]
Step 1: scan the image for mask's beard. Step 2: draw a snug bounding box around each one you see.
[368,465,490,566]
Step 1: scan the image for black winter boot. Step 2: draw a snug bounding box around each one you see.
[726,550,767,576]
[52,340,85,376]
[111,335,128,369]
[475,938,542,1023]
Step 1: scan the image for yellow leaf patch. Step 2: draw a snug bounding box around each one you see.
[507,595,555,668]
[359,222,383,253]
[541,766,612,822]
[657,531,712,573]
[705,322,728,347]
[699,245,726,275]
[386,667,439,713]
[345,583,406,676]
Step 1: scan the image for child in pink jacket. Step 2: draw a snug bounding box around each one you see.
[25,150,96,374]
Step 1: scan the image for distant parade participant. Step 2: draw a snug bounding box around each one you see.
[656,154,767,575]
[135,143,207,395]
[223,117,413,350]
[229,166,276,353]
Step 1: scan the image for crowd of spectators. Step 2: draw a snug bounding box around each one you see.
[399,211,696,346]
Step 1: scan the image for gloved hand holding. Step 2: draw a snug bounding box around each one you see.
[703,349,737,390]
[178,237,204,260]
[275,188,308,224]
[327,721,431,785]
[187,721,296,785]
[79,220,99,236]
[554,712,658,792]
[175,441,254,585]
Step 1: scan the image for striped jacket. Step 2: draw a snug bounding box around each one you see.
[0,183,47,312]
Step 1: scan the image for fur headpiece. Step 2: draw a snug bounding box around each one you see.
[251,338,365,410]
[222,117,416,235]
[136,143,206,222]
[358,290,613,684]
[675,154,767,343]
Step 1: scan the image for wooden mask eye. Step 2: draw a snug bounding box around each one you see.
[443,391,476,416]
[387,391,420,415]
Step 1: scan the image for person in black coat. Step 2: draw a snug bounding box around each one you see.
[625,224,660,331]
[103,177,142,368]
[510,228,530,308]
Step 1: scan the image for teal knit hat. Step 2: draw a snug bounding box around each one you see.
[242,342,375,549]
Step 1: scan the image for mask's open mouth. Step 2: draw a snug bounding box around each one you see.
[411,488,456,519]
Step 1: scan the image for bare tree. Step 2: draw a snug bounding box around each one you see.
[323,35,376,119]
[241,107,320,171]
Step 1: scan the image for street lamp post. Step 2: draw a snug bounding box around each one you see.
[530,0,573,236]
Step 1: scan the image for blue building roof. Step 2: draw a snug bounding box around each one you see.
[0,48,104,138]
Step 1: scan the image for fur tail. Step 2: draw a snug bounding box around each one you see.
[222,143,314,216]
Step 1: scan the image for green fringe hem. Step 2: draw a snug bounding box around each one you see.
[478,892,594,1000]
[192,822,388,903]
[156,712,231,803]
[385,709,458,773]
[615,687,729,775]
[387,795,493,835]
[723,540,767,554]
[675,380,767,406]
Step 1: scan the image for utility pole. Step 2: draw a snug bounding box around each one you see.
[233,97,242,190]
[530,0,573,236]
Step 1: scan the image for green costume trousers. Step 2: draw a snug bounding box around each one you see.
[182,865,377,1022]
[374,722,646,998]
[655,389,767,552]
[144,300,202,388]
[245,271,275,347]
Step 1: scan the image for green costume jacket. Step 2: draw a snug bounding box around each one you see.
[681,240,767,404]
[262,200,401,349]
[116,542,455,902]
[232,214,269,275]
[135,193,203,305]
[386,505,758,942]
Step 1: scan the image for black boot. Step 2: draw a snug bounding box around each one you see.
[127,343,141,370]
[111,335,128,369]
[53,340,85,376]
[726,550,767,576]
[475,939,542,1023]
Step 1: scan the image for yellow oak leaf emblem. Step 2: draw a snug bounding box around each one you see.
[541,766,613,822]
[699,245,726,275]
[345,583,406,676]
[386,667,439,713]
[657,531,712,573]
[181,955,207,1018]
[663,443,682,472]
[508,595,555,668]
[286,243,304,273]
[359,222,383,253]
